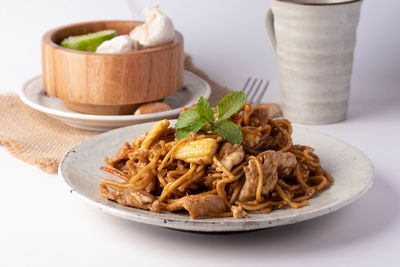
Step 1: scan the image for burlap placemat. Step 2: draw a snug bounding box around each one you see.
[0,55,230,174]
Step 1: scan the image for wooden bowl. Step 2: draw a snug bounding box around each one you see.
[42,20,184,115]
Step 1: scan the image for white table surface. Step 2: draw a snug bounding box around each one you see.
[1,1,400,266]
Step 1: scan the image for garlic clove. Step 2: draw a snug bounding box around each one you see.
[96,35,134,54]
[129,5,176,48]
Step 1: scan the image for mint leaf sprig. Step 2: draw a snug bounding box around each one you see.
[175,91,247,144]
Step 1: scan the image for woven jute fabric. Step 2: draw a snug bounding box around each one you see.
[0,55,230,173]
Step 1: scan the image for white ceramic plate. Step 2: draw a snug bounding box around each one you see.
[19,71,211,131]
[59,121,374,232]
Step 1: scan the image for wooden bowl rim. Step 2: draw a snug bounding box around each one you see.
[42,20,183,56]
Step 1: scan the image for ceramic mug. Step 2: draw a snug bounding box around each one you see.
[266,0,362,124]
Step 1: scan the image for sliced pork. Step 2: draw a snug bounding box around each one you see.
[238,151,297,201]
[165,195,226,219]
[218,142,245,171]
[109,142,130,166]
[99,184,155,209]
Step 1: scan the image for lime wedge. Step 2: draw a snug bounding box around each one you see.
[60,30,117,52]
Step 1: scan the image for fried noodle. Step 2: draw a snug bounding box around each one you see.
[98,103,333,219]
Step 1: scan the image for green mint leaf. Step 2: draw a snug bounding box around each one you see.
[212,120,243,144]
[175,119,209,140]
[176,92,245,142]
[175,128,192,140]
[176,108,199,129]
[196,96,214,123]
[216,91,247,121]
[187,118,209,133]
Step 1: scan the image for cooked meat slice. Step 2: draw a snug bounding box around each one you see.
[150,200,162,213]
[165,195,226,219]
[231,205,248,219]
[242,129,261,148]
[141,173,157,193]
[260,103,282,118]
[128,149,149,161]
[110,142,130,165]
[249,103,282,126]
[239,159,268,202]
[239,158,278,202]
[238,151,297,202]
[218,143,245,171]
[260,160,278,194]
[99,184,155,210]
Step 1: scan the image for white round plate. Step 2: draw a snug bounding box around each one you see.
[19,71,211,131]
[59,120,374,232]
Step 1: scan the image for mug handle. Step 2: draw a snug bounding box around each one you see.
[265,8,277,54]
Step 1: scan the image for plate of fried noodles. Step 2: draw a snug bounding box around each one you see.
[60,99,373,232]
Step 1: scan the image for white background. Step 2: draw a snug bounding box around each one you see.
[1,1,399,266]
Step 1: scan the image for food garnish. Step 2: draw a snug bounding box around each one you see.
[175,91,247,144]
[60,30,117,52]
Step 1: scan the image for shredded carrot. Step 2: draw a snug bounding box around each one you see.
[100,166,129,181]
[124,148,135,156]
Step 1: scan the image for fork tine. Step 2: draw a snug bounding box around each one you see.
[241,78,270,106]
[248,79,264,104]
[254,80,270,106]
[246,78,258,103]
[241,77,251,95]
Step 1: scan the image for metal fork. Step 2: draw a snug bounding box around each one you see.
[241,78,270,106]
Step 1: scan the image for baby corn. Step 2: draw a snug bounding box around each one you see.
[174,138,218,164]
[140,120,170,149]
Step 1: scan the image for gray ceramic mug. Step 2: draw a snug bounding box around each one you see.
[266,0,362,124]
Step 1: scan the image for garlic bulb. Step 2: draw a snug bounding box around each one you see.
[96,35,134,54]
[129,5,175,48]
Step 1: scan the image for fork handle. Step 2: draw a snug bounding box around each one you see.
[265,8,277,55]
